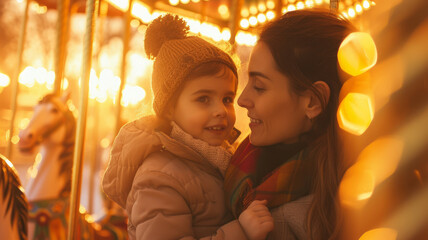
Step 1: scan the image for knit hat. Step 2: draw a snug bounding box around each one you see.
[145,14,238,117]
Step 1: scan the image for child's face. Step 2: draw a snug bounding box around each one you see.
[172,68,237,146]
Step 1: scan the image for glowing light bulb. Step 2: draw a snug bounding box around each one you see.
[249,5,258,15]
[355,3,363,13]
[282,7,287,14]
[296,1,305,9]
[108,0,129,11]
[0,73,10,87]
[100,138,111,148]
[363,0,370,9]
[241,8,249,17]
[11,135,20,144]
[257,13,266,23]
[218,4,229,16]
[338,32,377,76]
[221,28,231,41]
[266,11,275,20]
[258,3,266,12]
[240,19,249,29]
[266,0,275,9]
[249,16,257,26]
[348,7,356,18]
[131,2,152,23]
[305,0,314,7]
[169,0,179,6]
[337,93,374,136]
[130,19,140,28]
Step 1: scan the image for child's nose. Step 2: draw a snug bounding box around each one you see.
[214,103,227,118]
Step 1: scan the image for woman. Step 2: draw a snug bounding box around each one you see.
[225,10,357,240]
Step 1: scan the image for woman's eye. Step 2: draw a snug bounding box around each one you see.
[251,78,266,93]
[253,86,265,92]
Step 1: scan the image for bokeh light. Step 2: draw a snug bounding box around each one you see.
[359,228,398,240]
[340,137,404,208]
[338,92,374,136]
[338,32,378,76]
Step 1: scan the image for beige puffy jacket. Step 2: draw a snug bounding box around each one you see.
[102,117,247,240]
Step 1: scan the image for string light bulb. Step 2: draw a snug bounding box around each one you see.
[241,8,249,17]
[169,0,179,6]
[249,16,258,26]
[240,18,249,29]
[267,0,275,9]
[296,1,305,9]
[257,13,267,23]
[266,11,275,20]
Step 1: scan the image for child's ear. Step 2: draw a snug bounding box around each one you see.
[304,81,330,120]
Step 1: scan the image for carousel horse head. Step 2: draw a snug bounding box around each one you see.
[18,92,76,153]
[0,154,28,240]
[18,92,76,201]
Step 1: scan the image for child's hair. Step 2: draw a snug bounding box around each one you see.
[144,14,238,118]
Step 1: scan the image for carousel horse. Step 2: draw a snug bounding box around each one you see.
[18,93,127,240]
[0,153,28,240]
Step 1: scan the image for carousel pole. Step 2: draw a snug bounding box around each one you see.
[54,0,71,94]
[67,0,99,238]
[88,0,108,214]
[229,0,243,46]
[330,0,339,12]
[115,0,133,135]
[6,0,31,159]
[275,0,283,19]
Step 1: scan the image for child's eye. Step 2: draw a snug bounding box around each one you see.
[223,96,234,104]
[196,96,209,103]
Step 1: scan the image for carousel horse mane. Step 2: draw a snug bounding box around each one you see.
[0,154,28,240]
[39,93,76,197]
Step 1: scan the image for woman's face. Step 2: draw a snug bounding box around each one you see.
[238,42,311,146]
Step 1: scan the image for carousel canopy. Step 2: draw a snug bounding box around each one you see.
[30,0,375,45]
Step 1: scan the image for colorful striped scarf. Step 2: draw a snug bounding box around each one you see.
[224,137,315,217]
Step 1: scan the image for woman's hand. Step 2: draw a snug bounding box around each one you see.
[239,200,274,240]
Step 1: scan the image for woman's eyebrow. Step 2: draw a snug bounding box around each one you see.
[249,71,271,80]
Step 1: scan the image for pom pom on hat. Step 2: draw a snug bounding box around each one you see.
[144,14,190,59]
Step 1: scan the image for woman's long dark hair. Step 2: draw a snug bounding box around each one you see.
[258,10,357,240]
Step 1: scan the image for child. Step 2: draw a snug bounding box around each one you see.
[102,15,273,240]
